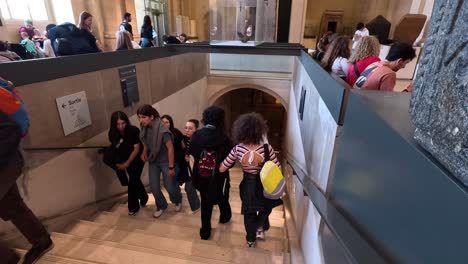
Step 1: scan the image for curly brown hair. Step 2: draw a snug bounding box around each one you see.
[321,36,351,72]
[232,113,268,145]
[349,36,380,64]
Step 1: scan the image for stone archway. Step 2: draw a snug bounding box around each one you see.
[211,87,287,151]
[207,82,290,110]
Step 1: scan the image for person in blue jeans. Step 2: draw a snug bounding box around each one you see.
[137,105,182,218]
[161,115,200,213]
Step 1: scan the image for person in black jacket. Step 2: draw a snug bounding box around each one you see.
[190,106,232,240]
[108,111,148,215]
[0,111,53,264]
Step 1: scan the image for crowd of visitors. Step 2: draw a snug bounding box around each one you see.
[316,22,416,91]
[0,68,283,262]
[0,10,192,62]
[101,104,281,247]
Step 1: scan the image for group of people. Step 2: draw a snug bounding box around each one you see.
[0,11,192,62]
[315,22,416,92]
[0,71,282,263]
[106,105,281,248]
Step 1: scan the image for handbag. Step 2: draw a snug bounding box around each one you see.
[260,144,285,200]
[102,145,128,186]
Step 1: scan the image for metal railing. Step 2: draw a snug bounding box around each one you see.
[285,153,388,264]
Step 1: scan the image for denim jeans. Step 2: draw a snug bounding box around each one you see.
[149,162,182,210]
[175,163,200,211]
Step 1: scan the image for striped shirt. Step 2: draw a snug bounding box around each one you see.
[222,144,280,174]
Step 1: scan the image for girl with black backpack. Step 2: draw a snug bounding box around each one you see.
[190,106,232,240]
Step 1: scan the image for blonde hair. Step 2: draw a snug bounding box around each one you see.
[115,30,134,51]
[349,36,380,63]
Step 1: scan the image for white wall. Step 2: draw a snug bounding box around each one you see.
[283,57,340,264]
[284,87,323,264]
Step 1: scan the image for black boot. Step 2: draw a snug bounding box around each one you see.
[23,237,54,264]
[199,227,211,240]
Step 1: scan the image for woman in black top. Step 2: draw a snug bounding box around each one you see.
[108,111,148,215]
[77,11,101,53]
[140,15,155,48]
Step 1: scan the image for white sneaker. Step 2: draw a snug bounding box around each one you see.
[153,208,165,218]
[256,229,265,240]
[191,208,200,215]
[175,203,182,212]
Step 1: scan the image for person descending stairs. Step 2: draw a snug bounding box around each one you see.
[5,167,288,263]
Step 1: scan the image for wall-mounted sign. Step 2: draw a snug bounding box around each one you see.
[56,91,92,136]
[118,66,140,107]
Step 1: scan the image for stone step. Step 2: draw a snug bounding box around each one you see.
[92,210,284,240]
[15,249,100,264]
[145,193,285,219]
[9,232,226,264]
[67,221,284,264]
[91,214,285,253]
[108,204,285,228]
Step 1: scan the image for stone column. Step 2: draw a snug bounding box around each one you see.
[410,0,467,185]
[288,0,307,44]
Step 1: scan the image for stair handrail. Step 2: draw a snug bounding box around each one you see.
[284,153,388,264]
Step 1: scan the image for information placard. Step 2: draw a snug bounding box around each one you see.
[56,91,92,136]
[119,66,140,107]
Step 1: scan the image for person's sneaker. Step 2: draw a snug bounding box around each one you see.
[256,229,265,240]
[23,237,54,264]
[247,241,256,248]
[153,208,165,218]
[128,210,138,216]
[191,208,200,215]
[174,202,182,212]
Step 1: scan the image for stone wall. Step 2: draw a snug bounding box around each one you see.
[410,0,467,185]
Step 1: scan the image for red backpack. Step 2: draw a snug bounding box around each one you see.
[198,149,216,178]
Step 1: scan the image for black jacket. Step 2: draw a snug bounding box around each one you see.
[0,111,24,199]
[190,126,232,198]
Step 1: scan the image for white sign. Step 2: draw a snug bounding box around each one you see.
[56,91,92,136]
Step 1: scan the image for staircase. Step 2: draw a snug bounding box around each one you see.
[9,168,289,263]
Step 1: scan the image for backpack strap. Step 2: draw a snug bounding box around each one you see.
[353,62,360,78]
[263,144,270,162]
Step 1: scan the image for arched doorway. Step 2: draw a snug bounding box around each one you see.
[213,88,287,152]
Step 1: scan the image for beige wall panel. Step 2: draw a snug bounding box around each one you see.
[99,61,152,120]
[176,53,208,89]
[17,73,108,149]
[150,53,208,103]
[149,56,176,102]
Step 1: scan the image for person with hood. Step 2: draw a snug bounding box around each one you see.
[0,111,53,264]
[190,106,232,240]
[137,105,182,218]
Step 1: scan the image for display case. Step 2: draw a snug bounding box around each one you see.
[209,0,276,46]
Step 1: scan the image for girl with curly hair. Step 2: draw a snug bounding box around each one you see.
[346,36,381,86]
[219,113,281,248]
